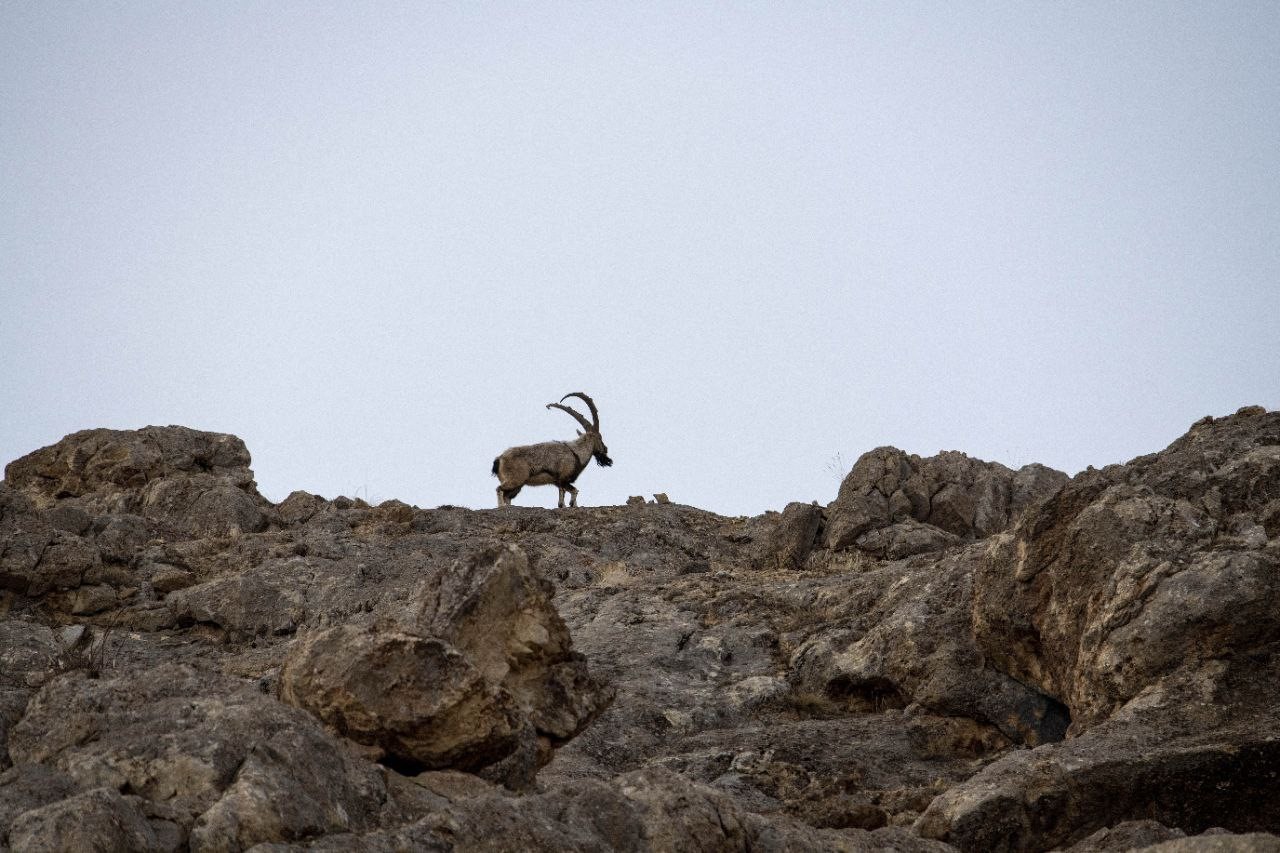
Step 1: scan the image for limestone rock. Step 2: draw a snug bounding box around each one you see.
[4,427,251,502]
[280,544,611,788]
[973,407,1280,729]
[919,407,1280,850]
[3,426,270,537]
[788,549,1069,746]
[7,786,174,853]
[1062,820,1186,852]
[825,446,1067,553]
[7,665,392,851]
[167,572,305,640]
[767,502,823,569]
[280,624,524,775]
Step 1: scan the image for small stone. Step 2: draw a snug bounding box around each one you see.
[69,584,117,616]
[149,565,196,594]
[662,709,693,731]
[58,624,88,648]
[46,505,91,536]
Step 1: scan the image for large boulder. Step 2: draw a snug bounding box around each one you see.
[280,625,526,775]
[280,544,611,788]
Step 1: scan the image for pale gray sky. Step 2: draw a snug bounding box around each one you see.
[3,3,1277,514]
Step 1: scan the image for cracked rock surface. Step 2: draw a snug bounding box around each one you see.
[2,410,1279,851]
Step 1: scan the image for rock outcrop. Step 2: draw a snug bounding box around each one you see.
[825,446,1068,557]
[917,405,1280,851]
[2,410,1278,851]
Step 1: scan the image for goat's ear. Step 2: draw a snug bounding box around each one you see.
[576,429,583,436]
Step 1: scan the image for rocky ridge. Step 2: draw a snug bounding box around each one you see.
[0,409,1277,851]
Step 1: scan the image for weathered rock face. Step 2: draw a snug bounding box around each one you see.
[974,406,1280,728]
[0,427,611,849]
[825,446,1068,555]
[6,662,395,851]
[7,786,174,853]
[918,406,1280,851]
[2,413,1279,852]
[786,548,1070,747]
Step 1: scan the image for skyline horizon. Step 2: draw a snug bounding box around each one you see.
[4,4,1277,515]
[4,402,1270,515]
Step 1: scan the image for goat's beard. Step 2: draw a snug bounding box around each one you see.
[595,454,613,467]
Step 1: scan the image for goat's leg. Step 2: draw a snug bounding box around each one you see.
[567,485,579,507]
[557,487,567,508]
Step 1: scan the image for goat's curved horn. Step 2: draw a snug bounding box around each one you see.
[546,402,593,432]
[560,392,600,431]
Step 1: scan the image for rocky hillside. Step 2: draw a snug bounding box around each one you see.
[1,408,1278,852]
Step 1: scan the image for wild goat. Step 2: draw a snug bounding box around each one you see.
[492,392,613,507]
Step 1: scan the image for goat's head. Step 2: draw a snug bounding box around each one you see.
[547,392,612,467]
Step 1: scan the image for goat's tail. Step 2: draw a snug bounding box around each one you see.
[491,457,500,478]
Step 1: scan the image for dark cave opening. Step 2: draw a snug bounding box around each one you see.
[824,675,908,713]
